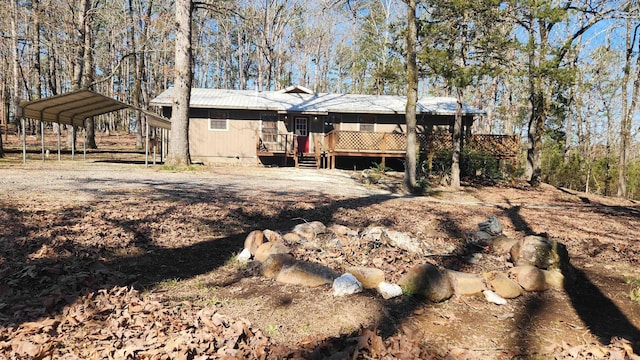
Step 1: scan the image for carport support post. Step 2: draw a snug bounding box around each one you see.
[153,128,157,165]
[21,116,26,163]
[57,123,61,161]
[41,121,45,162]
[145,121,149,167]
[71,127,75,160]
[83,127,86,160]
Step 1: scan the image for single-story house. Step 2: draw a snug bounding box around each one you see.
[150,85,507,168]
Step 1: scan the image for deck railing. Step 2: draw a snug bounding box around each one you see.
[324,131,407,153]
[324,130,519,158]
[257,133,297,154]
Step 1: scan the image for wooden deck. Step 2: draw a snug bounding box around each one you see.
[257,130,519,169]
[256,133,299,167]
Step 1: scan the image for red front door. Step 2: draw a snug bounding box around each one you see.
[294,117,309,153]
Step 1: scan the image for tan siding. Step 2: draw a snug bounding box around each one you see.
[340,123,359,131]
[189,118,261,164]
[376,124,405,133]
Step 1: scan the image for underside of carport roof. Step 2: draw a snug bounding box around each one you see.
[18,89,171,130]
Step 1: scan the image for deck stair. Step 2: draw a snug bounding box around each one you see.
[297,155,318,169]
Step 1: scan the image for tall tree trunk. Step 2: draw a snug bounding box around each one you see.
[450,9,469,189]
[166,0,192,166]
[526,17,550,187]
[451,88,463,188]
[404,0,417,192]
[68,0,90,148]
[32,0,43,139]
[11,0,20,129]
[527,90,546,187]
[604,100,613,196]
[129,0,143,149]
[84,3,97,149]
[0,78,5,157]
[618,13,640,198]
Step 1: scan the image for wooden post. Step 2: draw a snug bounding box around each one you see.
[145,121,149,167]
[294,135,299,168]
[381,133,387,167]
[21,116,26,163]
[57,122,61,161]
[83,127,86,160]
[71,126,75,160]
[153,128,157,165]
[41,120,45,162]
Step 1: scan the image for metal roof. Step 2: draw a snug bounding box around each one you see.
[19,89,171,130]
[149,88,485,117]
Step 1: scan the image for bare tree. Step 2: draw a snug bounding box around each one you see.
[404,0,417,191]
[166,0,193,166]
[618,4,640,197]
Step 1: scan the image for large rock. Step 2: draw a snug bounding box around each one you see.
[244,230,264,255]
[542,269,565,289]
[483,271,522,299]
[491,235,519,254]
[327,224,358,237]
[483,290,507,305]
[381,229,424,255]
[332,273,363,296]
[510,235,568,270]
[361,226,384,242]
[376,282,403,299]
[346,266,385,289]
[399,263,453,302]
[471,231,494,245]
[275,261,339,287]
[283,232,302,243]
[263,229,284,243]
[292,221,326,240]
[509,265,547,292]
[447,270,486,296]
[254,241,291,263]
[478,216,503,236]
[261,253,296,278]
[236,248,252,262]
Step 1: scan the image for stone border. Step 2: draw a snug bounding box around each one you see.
[237,218,571,304]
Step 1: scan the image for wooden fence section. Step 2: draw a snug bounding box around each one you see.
[323,130,519,169]
[325,131,406,153]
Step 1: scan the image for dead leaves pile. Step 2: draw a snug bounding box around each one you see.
[0,286,271,359]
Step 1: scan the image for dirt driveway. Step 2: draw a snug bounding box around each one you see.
[1,160,639,358]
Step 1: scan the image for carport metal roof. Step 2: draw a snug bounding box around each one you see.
[19,89,171,130]
[17,89,171,165]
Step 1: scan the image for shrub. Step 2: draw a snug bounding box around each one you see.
[420,148,504,184]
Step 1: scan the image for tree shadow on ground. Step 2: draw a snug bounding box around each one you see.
[2,172,639,357]
[499,199,640,353]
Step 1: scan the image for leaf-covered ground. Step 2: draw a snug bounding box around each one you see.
[0,138,639,359]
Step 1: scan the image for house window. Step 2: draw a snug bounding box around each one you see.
[261,113,278,143]
[326,114,340,133]
[294,117,308,136]
[208,111,228,131]
[358,115,376,132]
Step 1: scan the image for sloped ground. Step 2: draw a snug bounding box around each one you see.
[0,138,639,358]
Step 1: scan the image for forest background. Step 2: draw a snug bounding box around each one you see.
[1,0,639,199]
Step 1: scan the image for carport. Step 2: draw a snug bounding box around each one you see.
[18,89,171,166]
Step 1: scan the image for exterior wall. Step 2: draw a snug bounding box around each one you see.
[330,113,406,133]
[188,112,261,165]
[162,104,469,164]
